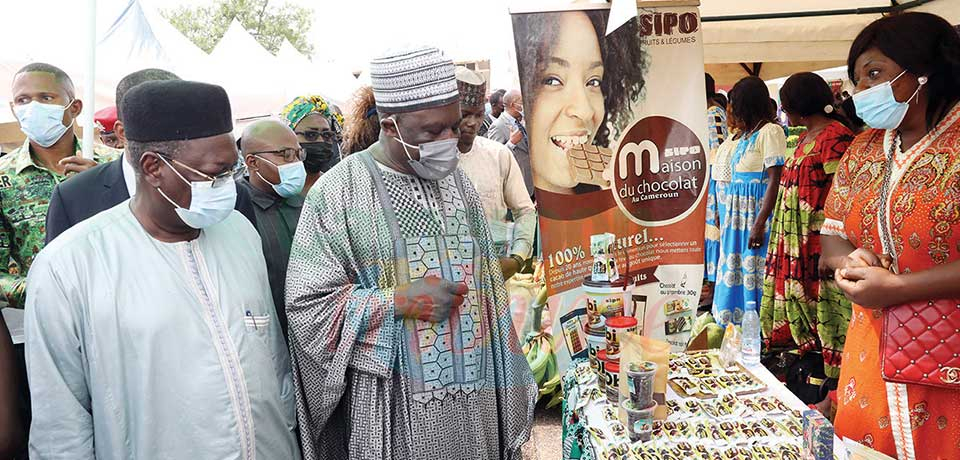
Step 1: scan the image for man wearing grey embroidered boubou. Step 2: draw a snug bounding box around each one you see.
[285,46,536,460]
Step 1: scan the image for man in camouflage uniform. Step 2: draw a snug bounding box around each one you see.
[1,63,118,307]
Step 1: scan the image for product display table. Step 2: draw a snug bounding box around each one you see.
[560,355,846,460]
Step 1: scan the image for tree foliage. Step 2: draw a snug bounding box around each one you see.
[162,0,314,57]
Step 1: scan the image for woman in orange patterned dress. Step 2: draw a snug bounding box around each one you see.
[821,13,960,459]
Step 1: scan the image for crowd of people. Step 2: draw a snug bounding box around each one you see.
[705,12,960,458]
[0,8,958,460]
[0,45,540,459]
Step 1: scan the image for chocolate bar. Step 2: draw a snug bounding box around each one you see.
[567,143,612,186]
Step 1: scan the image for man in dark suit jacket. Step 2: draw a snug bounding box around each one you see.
[486,89,533,197]
[45,157,257,243]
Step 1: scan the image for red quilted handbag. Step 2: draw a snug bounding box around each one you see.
[876,134,960,389]
[881,300,960,389]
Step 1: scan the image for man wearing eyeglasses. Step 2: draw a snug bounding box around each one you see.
[44,68,258,244]
[238,119,306,338]
[25,80,301,459]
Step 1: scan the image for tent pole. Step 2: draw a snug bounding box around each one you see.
[702,0,937,22]
[82,0,96,159]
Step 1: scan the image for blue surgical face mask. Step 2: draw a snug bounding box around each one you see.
[255,156,306,198]
[390,117,460,181]
[14,100,74,148]
[853,70,926,130]
[155,156,237,229]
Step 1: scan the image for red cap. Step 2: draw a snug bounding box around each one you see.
[604,360,620,373]
[94,106,118,133]
[606,315,638,329]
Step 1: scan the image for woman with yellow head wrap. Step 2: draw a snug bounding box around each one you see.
[280,95,346,192]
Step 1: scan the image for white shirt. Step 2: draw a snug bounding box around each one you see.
[458,136,537,259]
[121,152,137,197]
[25,203,300,460]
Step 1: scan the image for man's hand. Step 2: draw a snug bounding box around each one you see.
[59,156,98,175]
[394,276,469,323]
[509,126,524,145]
[835,265,904,308]
[500,257,521,280]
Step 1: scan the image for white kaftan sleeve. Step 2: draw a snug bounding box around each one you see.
[499,147,536,259]
[24,255,95,459]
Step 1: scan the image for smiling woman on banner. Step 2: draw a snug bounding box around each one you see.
[819,12,960,458]
[512,9,646,217]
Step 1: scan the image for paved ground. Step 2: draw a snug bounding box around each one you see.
[521,402,563,460]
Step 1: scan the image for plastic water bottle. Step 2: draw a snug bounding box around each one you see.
[741,301,761,367]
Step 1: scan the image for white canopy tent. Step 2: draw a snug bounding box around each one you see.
[0,0,361,147]
[699,0,960,85]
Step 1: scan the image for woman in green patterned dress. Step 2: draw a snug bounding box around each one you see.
[760,73,855,379]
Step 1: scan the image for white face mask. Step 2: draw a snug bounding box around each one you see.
[390,116,460,181]
[155,155,237,229]
[14,100,74,148]
[853,70,927,130]
[255,156,306,198]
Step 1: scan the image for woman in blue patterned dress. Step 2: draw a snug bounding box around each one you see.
[712,77,786,325]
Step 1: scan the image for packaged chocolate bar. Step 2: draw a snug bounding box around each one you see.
[715,399,737,418]
[702,402,722,419]
[758,397,780,413]
[749,422,771,437]
[651,420,664,435]
[601,442,630,460]
[709,425,727,443]
[584,387,605,403]
[742,397,763,413]
[774,399,791,413]
[755,445,777,459]
[674,441,695,454]
[665,400,680,412]
[720,447,740,460]
[683,399,702,413]
[672,377,699,396]
[631,444,662,460]
[694,422,711,440]
[601,406,617,422]
[718,421,741,439]
[659,450,683,460]
[782,418,803,437]
[609,421,629,440]
[689,366,719,377]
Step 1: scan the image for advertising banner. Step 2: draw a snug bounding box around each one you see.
[511,1,708,371]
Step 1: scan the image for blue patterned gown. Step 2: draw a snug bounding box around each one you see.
[712,123,786,325]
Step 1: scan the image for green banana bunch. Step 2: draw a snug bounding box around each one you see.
[524,332,562,404]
